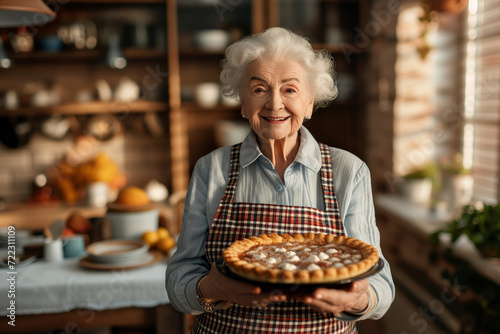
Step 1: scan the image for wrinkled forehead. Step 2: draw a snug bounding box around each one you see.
[244,57,308,84]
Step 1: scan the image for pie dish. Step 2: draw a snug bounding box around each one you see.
[216,257,384,289]
[222,233,379,284]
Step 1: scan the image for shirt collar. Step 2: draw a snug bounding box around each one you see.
[239,126,322,172]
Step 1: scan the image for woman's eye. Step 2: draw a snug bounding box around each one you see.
[285,88,296,93]
[253,88,264,93]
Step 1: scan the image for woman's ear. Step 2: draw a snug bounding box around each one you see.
[240,102,246,118]
[305,97,314,119]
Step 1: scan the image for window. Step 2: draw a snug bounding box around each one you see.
[464,0,500,204]
[393,5,436,178]
[393,3,464,177]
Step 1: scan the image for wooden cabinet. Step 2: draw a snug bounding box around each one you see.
[0,0,369,194]
[174,0,259,184]
[0,0,169,115]
[0,0,179,192]
[267,0,370,159]
[177,0,371,183]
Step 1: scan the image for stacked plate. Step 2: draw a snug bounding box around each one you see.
[0,228,31,249]
[86,240,150,266]
[0,228,9,249]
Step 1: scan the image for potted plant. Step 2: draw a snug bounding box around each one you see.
[402,163,438,205]
[425,0,469,13]
[430,203,500,258]
[439,153,474,214]
[429,202,500,332]
[418,0,469,59]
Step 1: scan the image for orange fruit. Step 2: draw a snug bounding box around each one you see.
[156,237,176,253]
[141,231,160,246]
[62,227,75,236]
[116,186,149,206]
[157,227,170,240]
[66,211,91,233]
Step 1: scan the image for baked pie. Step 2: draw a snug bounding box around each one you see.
[222,233,379,284]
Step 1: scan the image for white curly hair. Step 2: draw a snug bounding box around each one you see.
[220,27,337,109]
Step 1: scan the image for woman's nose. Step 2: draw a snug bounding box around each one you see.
[266,89,284,111]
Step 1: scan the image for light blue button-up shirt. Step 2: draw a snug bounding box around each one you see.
[166,126,395,320]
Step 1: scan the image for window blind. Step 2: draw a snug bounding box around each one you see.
[393,5,436,177]
[465,0,500,204]
[394,2,465,179]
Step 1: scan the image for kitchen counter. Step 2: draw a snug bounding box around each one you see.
[0,202,174,233]
[375,194,500,286]
[374,194,500,333]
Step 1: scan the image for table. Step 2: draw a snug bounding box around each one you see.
[0,255,183,334]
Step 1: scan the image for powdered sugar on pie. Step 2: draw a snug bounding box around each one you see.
[222,233,379,284]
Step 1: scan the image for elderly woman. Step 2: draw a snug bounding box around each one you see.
[166,27,394,333]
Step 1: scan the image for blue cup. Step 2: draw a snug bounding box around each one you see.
[62,235,87,258]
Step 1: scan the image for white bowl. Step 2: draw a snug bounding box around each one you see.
[194,82,220,108]
[194,29,230,52]
[87,239,149,264]
[106,204,159,240]
[215,120,251,147]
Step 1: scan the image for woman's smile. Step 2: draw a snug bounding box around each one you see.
[241,58,314,145]
[261,115,291,122]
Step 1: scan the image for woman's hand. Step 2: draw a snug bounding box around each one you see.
[199,263,287,308]
[293,279,370,315]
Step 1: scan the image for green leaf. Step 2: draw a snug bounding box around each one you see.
[471,233,485,245]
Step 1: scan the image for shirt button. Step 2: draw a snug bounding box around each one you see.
[275,184,283,192]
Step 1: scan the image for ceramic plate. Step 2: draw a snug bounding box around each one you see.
[80,250,164,271]
[86,239,149,264]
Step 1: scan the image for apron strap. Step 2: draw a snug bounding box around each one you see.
[318,143,340,214]
[219,143,241,204]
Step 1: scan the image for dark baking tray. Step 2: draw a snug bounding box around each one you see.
[216,257,384,291]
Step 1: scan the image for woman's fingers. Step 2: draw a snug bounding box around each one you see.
[202,263,290,307]
[204,263,371,311]
[295,279,370,314]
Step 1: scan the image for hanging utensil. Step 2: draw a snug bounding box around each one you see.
[41,115,71,141]
[144,112,164,138]
[0,116,33,149]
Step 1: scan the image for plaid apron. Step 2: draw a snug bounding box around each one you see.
[192,143,358,333]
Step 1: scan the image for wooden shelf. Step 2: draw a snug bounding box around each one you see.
[180,101,240,113]
[0,100,168,116]
[313,43,367,54]
[177,0,251,8]
[178,45,364,58]
[66,0,166,4]
[179,49,225,57]
[10,48,166,62]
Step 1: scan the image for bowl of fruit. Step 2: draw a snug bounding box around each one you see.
[141,227,176,256]
[106,186,158,240]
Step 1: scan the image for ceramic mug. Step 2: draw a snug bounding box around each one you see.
[62,235,87,258]
[3,90,19,110]
[44,238,63,262]
[86,182,109,207]
[194,82,220,108]
[114,77,141,102]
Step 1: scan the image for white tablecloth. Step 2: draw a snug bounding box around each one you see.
[0,256,170,316]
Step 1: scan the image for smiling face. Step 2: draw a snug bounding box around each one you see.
[241,58,314,144]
